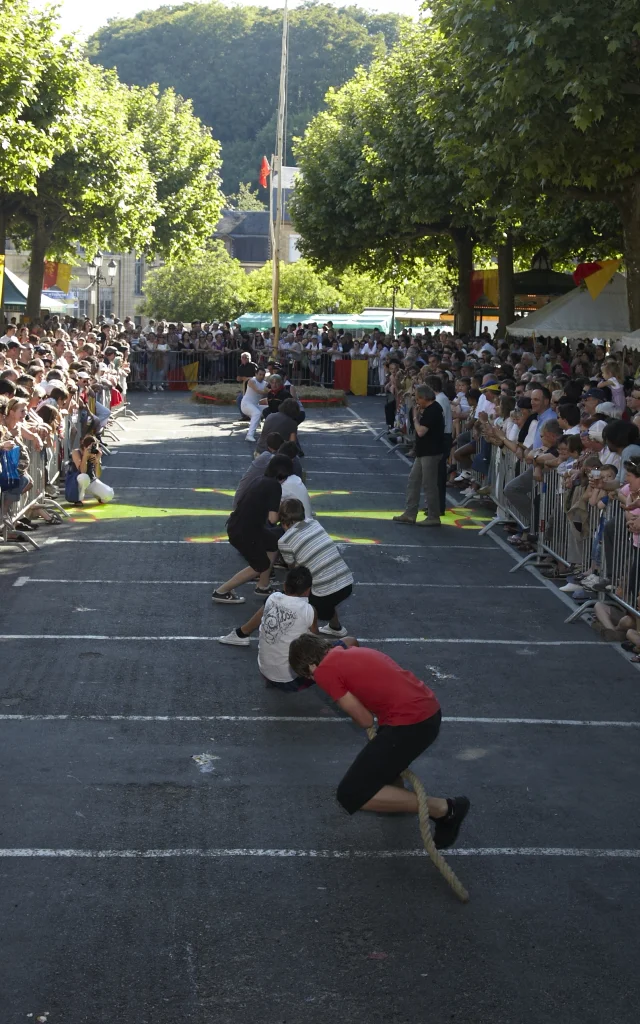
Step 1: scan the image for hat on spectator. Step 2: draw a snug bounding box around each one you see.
[585,387,608,401]
[588,420,607,442]
[480,383,500,392]
[76,371,91,379]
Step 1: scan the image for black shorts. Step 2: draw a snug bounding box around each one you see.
[228,526,281,574]
[336,710,442,814]
[309,584,353,621]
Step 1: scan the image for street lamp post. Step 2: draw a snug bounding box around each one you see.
[87,251,117,322]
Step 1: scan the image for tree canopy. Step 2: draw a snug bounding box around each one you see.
[141,240,249,322]
[424,0,640,326]
[291,38,484,331]
[87,1,410,193]
[0,0,81,197]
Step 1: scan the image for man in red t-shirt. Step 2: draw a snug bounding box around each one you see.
[289,636,470,849]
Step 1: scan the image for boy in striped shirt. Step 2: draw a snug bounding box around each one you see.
[278,497,353,638]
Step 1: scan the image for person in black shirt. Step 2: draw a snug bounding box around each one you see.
[256,398,304,455]
[212,455,293,604]
[393,385,445,527]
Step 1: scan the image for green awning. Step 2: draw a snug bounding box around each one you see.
[236,313,311,330]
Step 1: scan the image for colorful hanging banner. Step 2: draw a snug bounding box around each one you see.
[470,268,499,307]
[43,261,72,293]
[333,359,368,396]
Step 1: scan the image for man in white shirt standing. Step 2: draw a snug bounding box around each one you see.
[241,367,268,444]
[426,374,453,517]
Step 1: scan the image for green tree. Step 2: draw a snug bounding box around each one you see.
[425,0,640,327]
[126,85,223,256]
[12,64,159,319]
[291,41,483,333]
[141,240,248,322]
[0,1,83,253]
[87,1,410,192]
[226,182,267,212]
[244,258,341,314]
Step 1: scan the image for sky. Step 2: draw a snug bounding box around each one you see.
[56,0,421,39]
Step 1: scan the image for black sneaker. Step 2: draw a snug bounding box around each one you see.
[433,796,470,850]
[211,590,246,604]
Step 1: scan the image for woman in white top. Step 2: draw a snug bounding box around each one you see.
[241,367,268,443]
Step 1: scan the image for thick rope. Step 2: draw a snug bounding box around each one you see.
[367,726,470,903]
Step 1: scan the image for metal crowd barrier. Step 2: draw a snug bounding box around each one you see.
[1,435,70,552]
[468,442,639,627]
[128,348,385,392]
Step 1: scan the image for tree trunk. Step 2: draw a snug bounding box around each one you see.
[497,231,515,339]
[451,229,474,336]
[0,202,7,261]
[621,181,640,332]
[26,219,49,323]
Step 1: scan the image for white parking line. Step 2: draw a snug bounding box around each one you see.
[0,847,637,859]
[0,634,604,644]
[0,714,637,727]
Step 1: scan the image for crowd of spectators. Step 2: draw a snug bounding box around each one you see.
[126,318,395,389]
[380,328,640,656]
[0,313,126,542]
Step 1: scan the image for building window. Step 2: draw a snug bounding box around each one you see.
[134,257,144,296]
[99,288,113,319]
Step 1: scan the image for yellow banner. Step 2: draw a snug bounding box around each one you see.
[585,259,620,300]
[482,269,499,307]
[349,360,369,396]
[182,362,200,391]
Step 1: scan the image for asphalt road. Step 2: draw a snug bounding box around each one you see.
[1,391,640,1024]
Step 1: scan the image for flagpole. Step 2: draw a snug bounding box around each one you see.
[272,0,289,351]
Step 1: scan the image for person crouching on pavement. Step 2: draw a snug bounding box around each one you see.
[212,454,293,604]
[278,497,353,637]
[288,634,470,848]
[217,564,358,690]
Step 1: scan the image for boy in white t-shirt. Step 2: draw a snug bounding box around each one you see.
[217,566,317,691]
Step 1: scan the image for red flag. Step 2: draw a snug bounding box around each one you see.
[259,156,270,189]
[573,262,602,286]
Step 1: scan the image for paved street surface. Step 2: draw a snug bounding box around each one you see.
[1,391,640,1024]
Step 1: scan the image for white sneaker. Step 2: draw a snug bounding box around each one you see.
[245,435,257,443]
[559,581,582,593]
[461,487,476,497]
[454,472,472,482]
[218,630,250,646]
[319,624,348,638]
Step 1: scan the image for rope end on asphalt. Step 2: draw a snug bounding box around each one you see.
[367,726,470,903]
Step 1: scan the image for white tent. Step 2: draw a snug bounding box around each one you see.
[614,329,640,353]
[506,273,630,341]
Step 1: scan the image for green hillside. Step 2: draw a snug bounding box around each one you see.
[87,1,409,194]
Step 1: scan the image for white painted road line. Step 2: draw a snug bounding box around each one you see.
[15,578,545,590]
[0,714,638,727]
[101,466,408,477]
[109,452,381,461]
[44,539,496,551]
[0,634,604,645]
[0,847,638,859]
